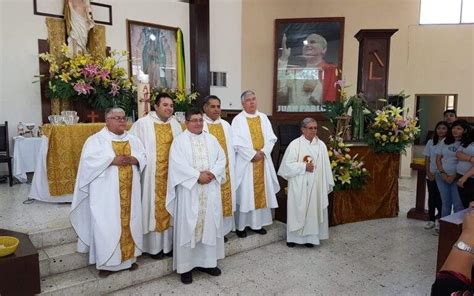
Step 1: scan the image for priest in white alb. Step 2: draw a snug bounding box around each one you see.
[278,118,334,248]
[70,108,146,277]
[129,93,182,259]
[166,110,226,284]
[202,95,236,240]
[231,90,280,238]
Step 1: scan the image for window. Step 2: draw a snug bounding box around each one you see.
[420,0,474,24]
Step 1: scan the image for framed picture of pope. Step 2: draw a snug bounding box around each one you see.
[273,17,344,114]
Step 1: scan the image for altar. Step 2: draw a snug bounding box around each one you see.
[29,123,106,203]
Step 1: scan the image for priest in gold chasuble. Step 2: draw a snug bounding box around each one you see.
[202,95,236,237]
[231,91,280,238]
[71,108,146,274]
[130,93,183,258]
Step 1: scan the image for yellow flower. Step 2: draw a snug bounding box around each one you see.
[338,142,345,148]
[375,112,388,123]
[331,161,337,168]
[339,172,351,184]
[328,150,333,157]
[345,154,351,160]
[59,72,71,82]
[381,135,387,141]
[374,133,381,138]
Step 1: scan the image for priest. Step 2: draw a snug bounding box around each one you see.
[166,109,226,284]
[202,95,236,240]
[130,93,183,259]
[278,118,334,248]
[231,90,280,238]
[70,108,146,277]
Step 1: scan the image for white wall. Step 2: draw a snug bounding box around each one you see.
[209,0,242,110]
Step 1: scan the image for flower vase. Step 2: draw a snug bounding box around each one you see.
[60,98,71,112]
[51,98,61,115]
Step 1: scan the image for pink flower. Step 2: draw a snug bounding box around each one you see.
[98,69,110,80]
[73,82,93,95]
[82,64,99,78]
[109,81,120,96]
[396,119,408,128]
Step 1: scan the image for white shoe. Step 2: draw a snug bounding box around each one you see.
[424,221,435,229]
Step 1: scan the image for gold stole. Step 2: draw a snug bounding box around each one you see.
[207,123,233,217]
[154,123,173,232]
[111,141,135,262]
[246,117,267,209]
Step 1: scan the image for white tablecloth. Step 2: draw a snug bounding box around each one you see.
[13,137,42,183]
[28,136,73,203]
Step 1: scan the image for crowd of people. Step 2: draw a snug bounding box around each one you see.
[423,109,474,234]
[70,90,334,284]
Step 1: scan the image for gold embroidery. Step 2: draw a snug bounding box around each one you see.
[112,141,135,262]
[246,117,266,209]
[154,123,173,232]
[45,18,66,62]
[44,123,106,196]
[207,123,232,217]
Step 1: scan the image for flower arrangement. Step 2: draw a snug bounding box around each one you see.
[365,103,420,153]
[327,134,370,191]
[38,45,136,115]
[150,87,199,111]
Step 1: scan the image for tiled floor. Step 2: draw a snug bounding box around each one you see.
[0,176,438,295]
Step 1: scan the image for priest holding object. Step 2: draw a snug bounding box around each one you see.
[231,90,280,238]
[278,118,334,248]
[70,108,146,277]
[166,109,226,284]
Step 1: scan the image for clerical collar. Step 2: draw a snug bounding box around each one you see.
[243,110,259,118]
[186,129,204,138]
[203,114,221,124]
[105,127,128,140]
[149,111,171,123]
[301,135,318,145]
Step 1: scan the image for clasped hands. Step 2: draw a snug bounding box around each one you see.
[198,171,215,185]
[305,162,315,172]
[111,155,138,166]
[251,151,265,162]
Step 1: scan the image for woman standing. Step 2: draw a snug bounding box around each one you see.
[435,120,468,217]
[456,128,474,208]
[423,121,448,230]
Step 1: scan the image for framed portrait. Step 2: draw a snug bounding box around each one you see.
[127,20,178,90]
[273,17,344,116]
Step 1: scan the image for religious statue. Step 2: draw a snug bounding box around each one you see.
[344,92,372,141]
[64,0,95,55]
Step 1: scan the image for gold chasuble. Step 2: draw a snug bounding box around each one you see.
[246,117,267,209]
[111,141,135,262]
[154,123,173,232]
[207,123,232,217]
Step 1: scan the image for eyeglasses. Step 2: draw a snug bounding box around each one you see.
[107,116,127,121]
[304,127,317,130]
[187,119,204,123]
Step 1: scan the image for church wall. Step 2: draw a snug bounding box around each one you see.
[210,0,242,110]
[241,0,474,177]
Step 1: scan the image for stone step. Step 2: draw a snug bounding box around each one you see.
[39,242,88,277]
[39,221,286,295]
[29,225,78,249]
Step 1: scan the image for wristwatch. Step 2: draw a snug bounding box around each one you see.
[454,241,474,254]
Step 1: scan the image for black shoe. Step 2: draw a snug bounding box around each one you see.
[251,228,267,235]
[181,271,193,284]
[150,251,165,260]
[236,229,247,238]
[98,269,115,278]
[286,242,296,248]
[197,267,222,276]
[128,263,139,271]
[305,243,314,248]
[224,236,229,243]
[164,250,173,257]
